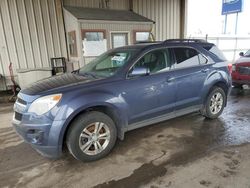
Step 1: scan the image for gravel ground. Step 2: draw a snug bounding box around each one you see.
[0,87,249,188]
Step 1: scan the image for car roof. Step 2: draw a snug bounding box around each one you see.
[114,39,214,52]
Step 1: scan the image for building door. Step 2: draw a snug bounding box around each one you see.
[111,33,128,48]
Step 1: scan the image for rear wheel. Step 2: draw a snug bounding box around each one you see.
[203,87,226,119]
[66,111,117,162]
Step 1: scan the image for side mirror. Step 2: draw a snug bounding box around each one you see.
[129,67,149,77]
[239,52,244,57]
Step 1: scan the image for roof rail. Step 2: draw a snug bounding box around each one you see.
[135,41,161,44]
[163,39,207,43]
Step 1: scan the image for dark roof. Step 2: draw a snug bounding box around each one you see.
[64,6,154,23]
[112,39,214,52]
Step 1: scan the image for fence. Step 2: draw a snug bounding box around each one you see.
[192,36,250,63]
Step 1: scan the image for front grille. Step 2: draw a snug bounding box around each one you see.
[17,97,27,105]
[238,66,250,75]
[14,112,23,121]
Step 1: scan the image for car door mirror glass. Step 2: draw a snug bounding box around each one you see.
[129,67,149,77]
[239,52,244,57]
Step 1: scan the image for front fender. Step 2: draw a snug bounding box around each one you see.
[52,91,129,150]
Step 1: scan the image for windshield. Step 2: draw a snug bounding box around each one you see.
[244,50,250,57]
[79,49,138,78]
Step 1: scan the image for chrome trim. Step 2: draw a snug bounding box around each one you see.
[12,114,21,125]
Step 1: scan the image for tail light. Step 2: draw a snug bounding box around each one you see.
[232,64,236,72]
[228,63,232,74]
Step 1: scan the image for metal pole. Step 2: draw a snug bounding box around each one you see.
[224,14,227,34]
[235,12,239,35]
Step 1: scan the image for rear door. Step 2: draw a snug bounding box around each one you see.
[171,47,209,111]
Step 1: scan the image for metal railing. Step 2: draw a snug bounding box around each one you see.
[192,36,250,62]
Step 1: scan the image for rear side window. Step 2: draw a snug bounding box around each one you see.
[173,48,206,69]
[203,45,227,61]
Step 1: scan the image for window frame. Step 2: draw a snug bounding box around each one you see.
[81,29,106,41]
[110,31,130,49]
[133,30,151,43]
[68,31,78,57]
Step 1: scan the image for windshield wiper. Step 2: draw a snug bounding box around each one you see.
[81,72,98,79]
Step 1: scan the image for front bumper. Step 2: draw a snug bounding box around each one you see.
[12,119,62,158]
[231,72,250,85]
[12,92,68,158]
[232,79,250,85]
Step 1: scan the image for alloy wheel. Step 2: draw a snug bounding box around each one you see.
[209,92,223,115]
[78,122,111,156]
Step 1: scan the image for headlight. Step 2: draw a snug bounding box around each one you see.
[28,94,62,115]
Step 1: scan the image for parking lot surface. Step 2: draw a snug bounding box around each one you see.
[0,87,250,188]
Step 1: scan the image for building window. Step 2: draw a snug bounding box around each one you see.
[82,30,106,41]
[85,32,104,41]
[134,31,151,43]
[111,32,128,49]
[82,30,107,57]
[68,31,77,57]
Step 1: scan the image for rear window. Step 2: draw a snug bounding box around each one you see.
[203,45,227,61]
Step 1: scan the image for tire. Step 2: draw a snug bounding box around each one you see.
[203,87,226,119]
[66,111,117,162]
[233,83,243,89]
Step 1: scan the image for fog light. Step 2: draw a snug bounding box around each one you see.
[27,129,44,144]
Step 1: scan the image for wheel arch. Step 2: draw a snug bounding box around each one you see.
[60,103,127,151]
[203,80,229,108]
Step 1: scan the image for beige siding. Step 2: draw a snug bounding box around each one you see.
[63,0,130,10]
[0,0,67,87]
[133,0,181,40]
[80,21,152,48]
[79,21,152,64]
[63,0,183,41]
[64,9,82,66]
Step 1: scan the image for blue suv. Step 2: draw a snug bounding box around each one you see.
[13,39,232,162]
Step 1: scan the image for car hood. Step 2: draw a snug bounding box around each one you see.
[21,73,97,95]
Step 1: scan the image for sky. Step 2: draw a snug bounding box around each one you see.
[187,0,250,37]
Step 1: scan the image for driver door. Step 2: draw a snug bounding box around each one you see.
[120,48,176,126]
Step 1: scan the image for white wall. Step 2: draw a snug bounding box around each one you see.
[187,0,250,36]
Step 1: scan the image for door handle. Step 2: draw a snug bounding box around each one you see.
[166,77,175,83]
[201,68,209,73]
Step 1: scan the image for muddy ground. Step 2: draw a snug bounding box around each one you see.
[0,87,250,188]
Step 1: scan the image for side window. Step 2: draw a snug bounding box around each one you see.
[133,49,173,74]
[173,48,200,69]
[198,54,208,65]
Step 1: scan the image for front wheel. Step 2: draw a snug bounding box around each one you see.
[66,111,117,162]
[202,87,226,119]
